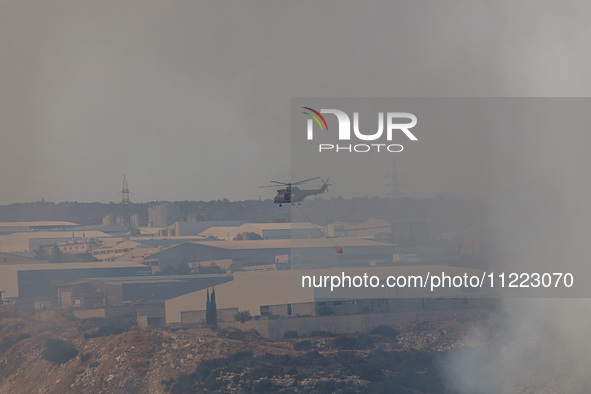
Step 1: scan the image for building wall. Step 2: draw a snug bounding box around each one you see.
[15,266,151,298]
[0,252,37,264]
[72,305,137,320]
[58,240,98,255]
[216,302,496,339]
[180,308,238,324]
[0,234,109,253]
[265,302,315,317]
[228,224,320,240]
[164,271,315,324]
[138,316,166,328]
[0,270,19,299]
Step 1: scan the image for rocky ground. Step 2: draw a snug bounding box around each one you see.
[0,307,562,393]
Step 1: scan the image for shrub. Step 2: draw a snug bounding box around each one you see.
[370,325,400,340]
[293,340,312,351]
[0,333,32,356]
[332,334,374,350]
[42,338,78,365]
[283,331,299,339]
[0,337,15,356]
[316,305,335,316]
[309,330,336,337]
[16,333,31,341]
[252,378,277,393]
[83,323,131,339]
[234,310,252,323]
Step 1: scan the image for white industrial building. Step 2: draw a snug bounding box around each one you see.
[198,226,240,240]
[165,270,315,324]
[199,222,323,240]
[164,265,493,325]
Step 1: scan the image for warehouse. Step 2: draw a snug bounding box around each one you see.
[0,230,111,253]
[172,220,246,236]
[0,221,79,235]
[0,262,151,308]
[165,270,315,324]
[149,237,397,273]
[228,222,323,240]
[165,265,497,336]
[57,273,232,308]
[0,252,39,264]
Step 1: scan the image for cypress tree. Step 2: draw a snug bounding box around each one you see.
[211,287,217,325]
[206,288,211,324]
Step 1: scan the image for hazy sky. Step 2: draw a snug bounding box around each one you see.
[2,1,591,203]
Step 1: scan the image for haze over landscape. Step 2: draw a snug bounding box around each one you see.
[2,2,591,393]
[3,1,591,203]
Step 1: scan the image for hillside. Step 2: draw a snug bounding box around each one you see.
[0,308,499,393]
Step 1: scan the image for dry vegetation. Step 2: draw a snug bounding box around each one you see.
[0,307,500,393]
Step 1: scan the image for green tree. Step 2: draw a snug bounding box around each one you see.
[210,287,217,325]
[206,289,212,325]
[34,247,50,261]
[234,310,252,323]
[316,305,335,316]
[42,338,78,365]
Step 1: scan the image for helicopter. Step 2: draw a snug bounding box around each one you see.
[260,177,331,207]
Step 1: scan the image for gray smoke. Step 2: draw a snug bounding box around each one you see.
[3,1,591,202]
[444,299,591,393]
[442,100,591,392]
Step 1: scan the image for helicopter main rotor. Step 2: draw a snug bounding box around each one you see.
[259,177,321,188]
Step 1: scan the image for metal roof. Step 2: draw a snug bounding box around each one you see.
[3,231,111,239]
[0,221,79,227]
[85,274,228,282]
[236,223,320,230]
[191,237,393,250]
[0,261,147,271]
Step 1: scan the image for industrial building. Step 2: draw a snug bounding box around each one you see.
[325,218,392,238]
[165,270,314,324]
[57,239,100,256]
[0,252,39,264]
[199,222,323,240]
[0,221,79,235]
[173,220,246,236]
[71,223,130,236]
[165,265,495,328]
[57,274,232,308]
[0,230,111,253]
[91,240,154,262]
[0,262,151,308]
[147,237,398,273]
[198,226,240,240]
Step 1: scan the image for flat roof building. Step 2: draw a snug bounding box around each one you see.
[0,262,151,302]
[58,274,232,308]
[165,265,495,327]
[0,231,111,253]
[0,221,79,234]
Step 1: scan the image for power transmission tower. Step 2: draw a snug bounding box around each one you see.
[121,174,131,204]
